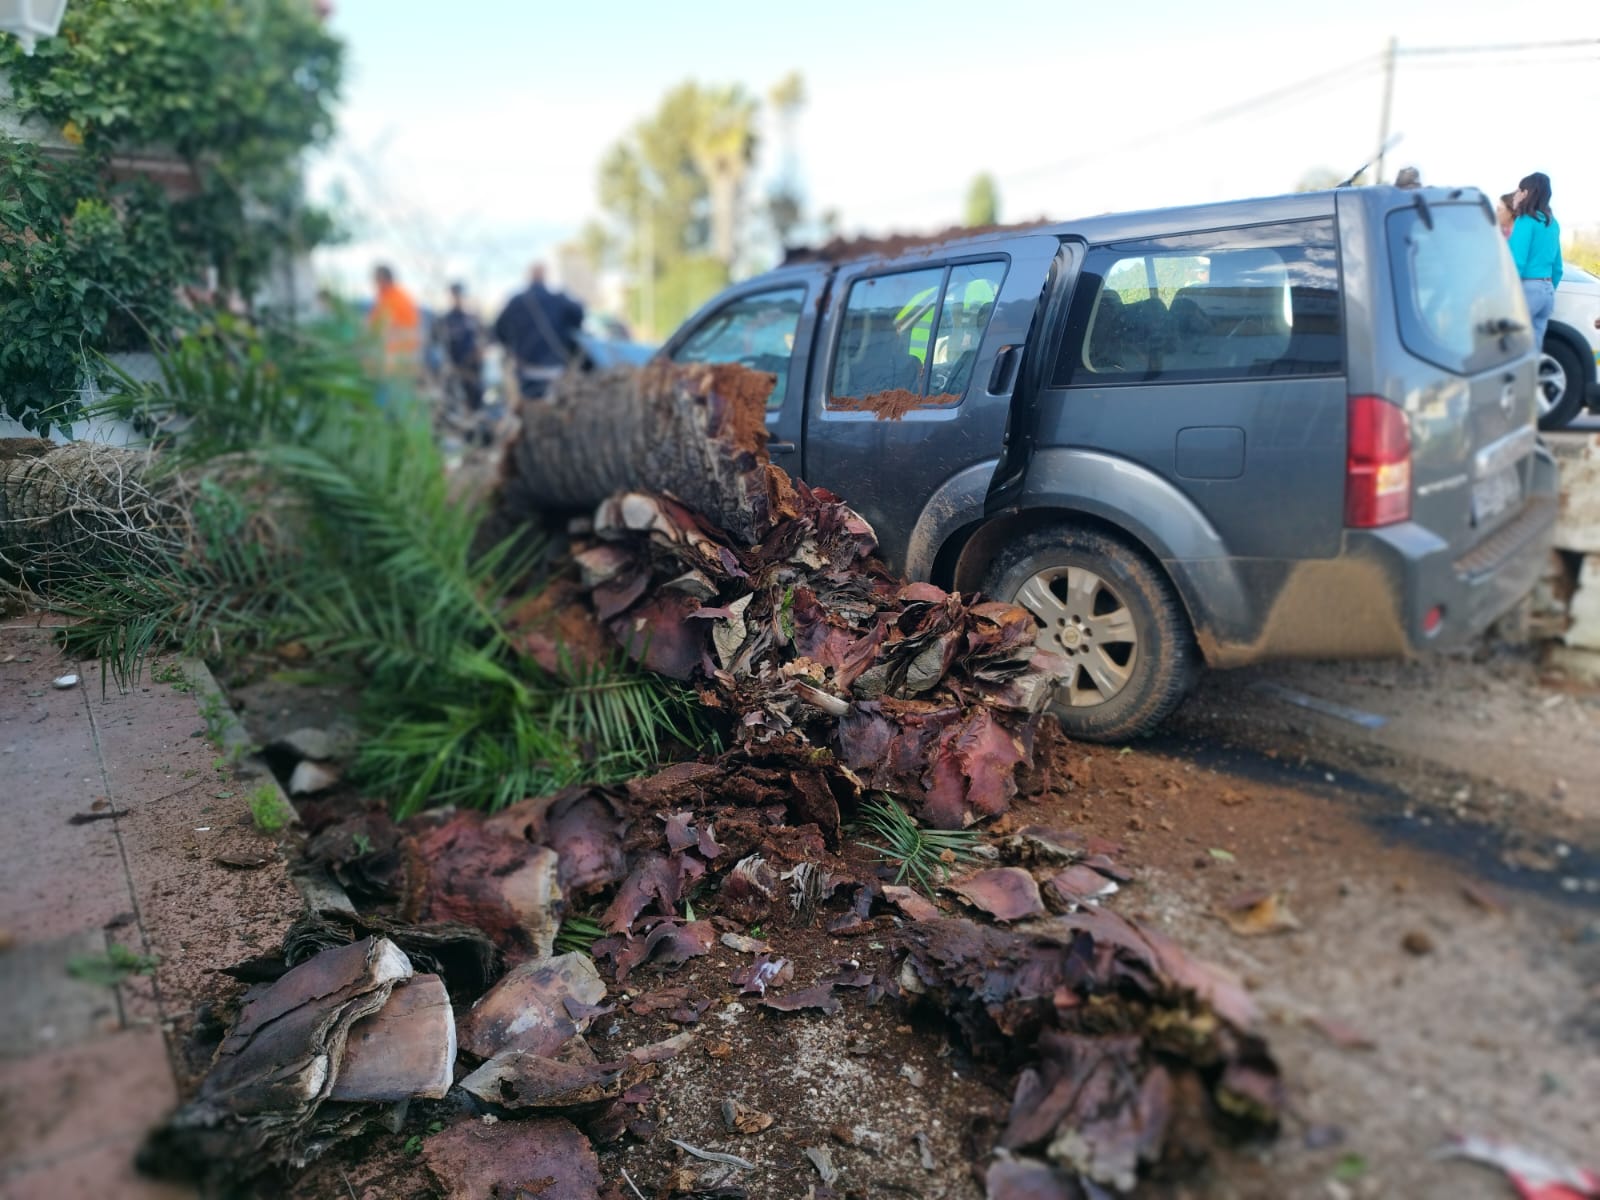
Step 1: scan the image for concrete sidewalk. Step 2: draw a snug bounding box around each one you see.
[0,618,302,1198]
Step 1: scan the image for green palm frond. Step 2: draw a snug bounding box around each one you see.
[87,316,374,466]
[853,794,979,895]
[554,914,606,956]
[57,325,709,817]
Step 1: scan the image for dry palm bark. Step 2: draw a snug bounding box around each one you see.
[488,361,1066,826]
[141,936,415,1181]
[294,748,1280,1195]
[484,361,790,546]
[0,437,284,595]
[0,439,174,587]
[898,913,1282,1195]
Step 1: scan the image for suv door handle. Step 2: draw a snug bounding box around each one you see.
[988,345,1022,394]
[768,440,797,454]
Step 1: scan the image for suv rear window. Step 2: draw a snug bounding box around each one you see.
[1386,201,1530,375]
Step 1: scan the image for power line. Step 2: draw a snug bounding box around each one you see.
[895,35,1595,216]
[1004,54,1381,190]
[1396,37,1600,56]
[1394,55,1600,72]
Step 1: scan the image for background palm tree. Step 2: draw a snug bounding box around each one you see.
[689,84,760,271]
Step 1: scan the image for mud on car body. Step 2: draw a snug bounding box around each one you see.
[660,186,1558,741]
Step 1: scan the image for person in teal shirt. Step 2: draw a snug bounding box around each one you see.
[1507,171,1562,350]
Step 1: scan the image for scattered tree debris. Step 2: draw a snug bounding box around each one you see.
[67,807,129,824]
[52,357,1302,1198]
[212,850,273,869]
[422,1116,602,1200]
[761,981,842,1016]
[221,909,503,1002]
[488,363,1065,829]
[1043,864,1119,912]
[458,1039,622,1111]
[720,1099,774,1135]
[1402,929,1436,957]
[459,951,606,1058]
[667,1137,757,1170]
[328,973,455,1101]
[803,1142,840,1184]
[1218,890,1302,936]
[288,759,342,796]
[947,867,1047,922]
[409,814,563,961]
[140,937,419,1182]
[897,912,1281,1194]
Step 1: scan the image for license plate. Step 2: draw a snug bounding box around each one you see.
[1471,465,1521,524]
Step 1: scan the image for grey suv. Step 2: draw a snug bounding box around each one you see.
[661,186,1558,740]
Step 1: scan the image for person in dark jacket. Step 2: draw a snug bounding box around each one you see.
[492,263,585,400]
[440,282,484,410]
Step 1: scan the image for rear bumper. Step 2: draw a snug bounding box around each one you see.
[1356,471,1558,651]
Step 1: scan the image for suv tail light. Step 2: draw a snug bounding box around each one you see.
[1345,395,1412,528]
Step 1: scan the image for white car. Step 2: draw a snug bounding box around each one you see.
[1540,263,1600,429]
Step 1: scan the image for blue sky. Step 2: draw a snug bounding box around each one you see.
[310,0,1599,312]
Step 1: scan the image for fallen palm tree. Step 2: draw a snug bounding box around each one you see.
[494,362,1067,828]
[14,337,1285,1196]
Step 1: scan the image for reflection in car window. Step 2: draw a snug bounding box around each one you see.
[672,287,806,408]
[1386,203,1528,375]
[830,262,1007,410]
[1054,219,1343,386]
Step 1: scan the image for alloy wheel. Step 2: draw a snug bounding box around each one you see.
[1014,565,1138,707]
[1537,352,1566,417]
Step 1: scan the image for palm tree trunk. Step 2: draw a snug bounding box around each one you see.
[709,170,741,268]
[483,362,781,549]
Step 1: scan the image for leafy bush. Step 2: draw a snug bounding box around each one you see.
[0,0,343,434]
[0,139,192,431]
[0,0,340,173]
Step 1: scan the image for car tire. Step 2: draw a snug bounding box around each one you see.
[1537,337,1586,431]
[983,525,1198,742]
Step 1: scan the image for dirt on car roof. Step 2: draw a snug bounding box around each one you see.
[781,219,1051,266]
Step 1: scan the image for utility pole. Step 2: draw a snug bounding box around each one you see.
[1375,36,1398,185]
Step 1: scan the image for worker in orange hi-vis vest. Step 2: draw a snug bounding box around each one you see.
[367,263,423,379]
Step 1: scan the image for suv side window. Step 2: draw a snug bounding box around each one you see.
[830,261,1007,408]
[1052,219,1343,386]
[672,287,806,408]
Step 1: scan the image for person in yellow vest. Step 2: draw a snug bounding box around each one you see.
[367,264,423,379]
[897,275,999,379]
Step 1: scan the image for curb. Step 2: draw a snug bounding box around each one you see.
[178,656,354,916]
